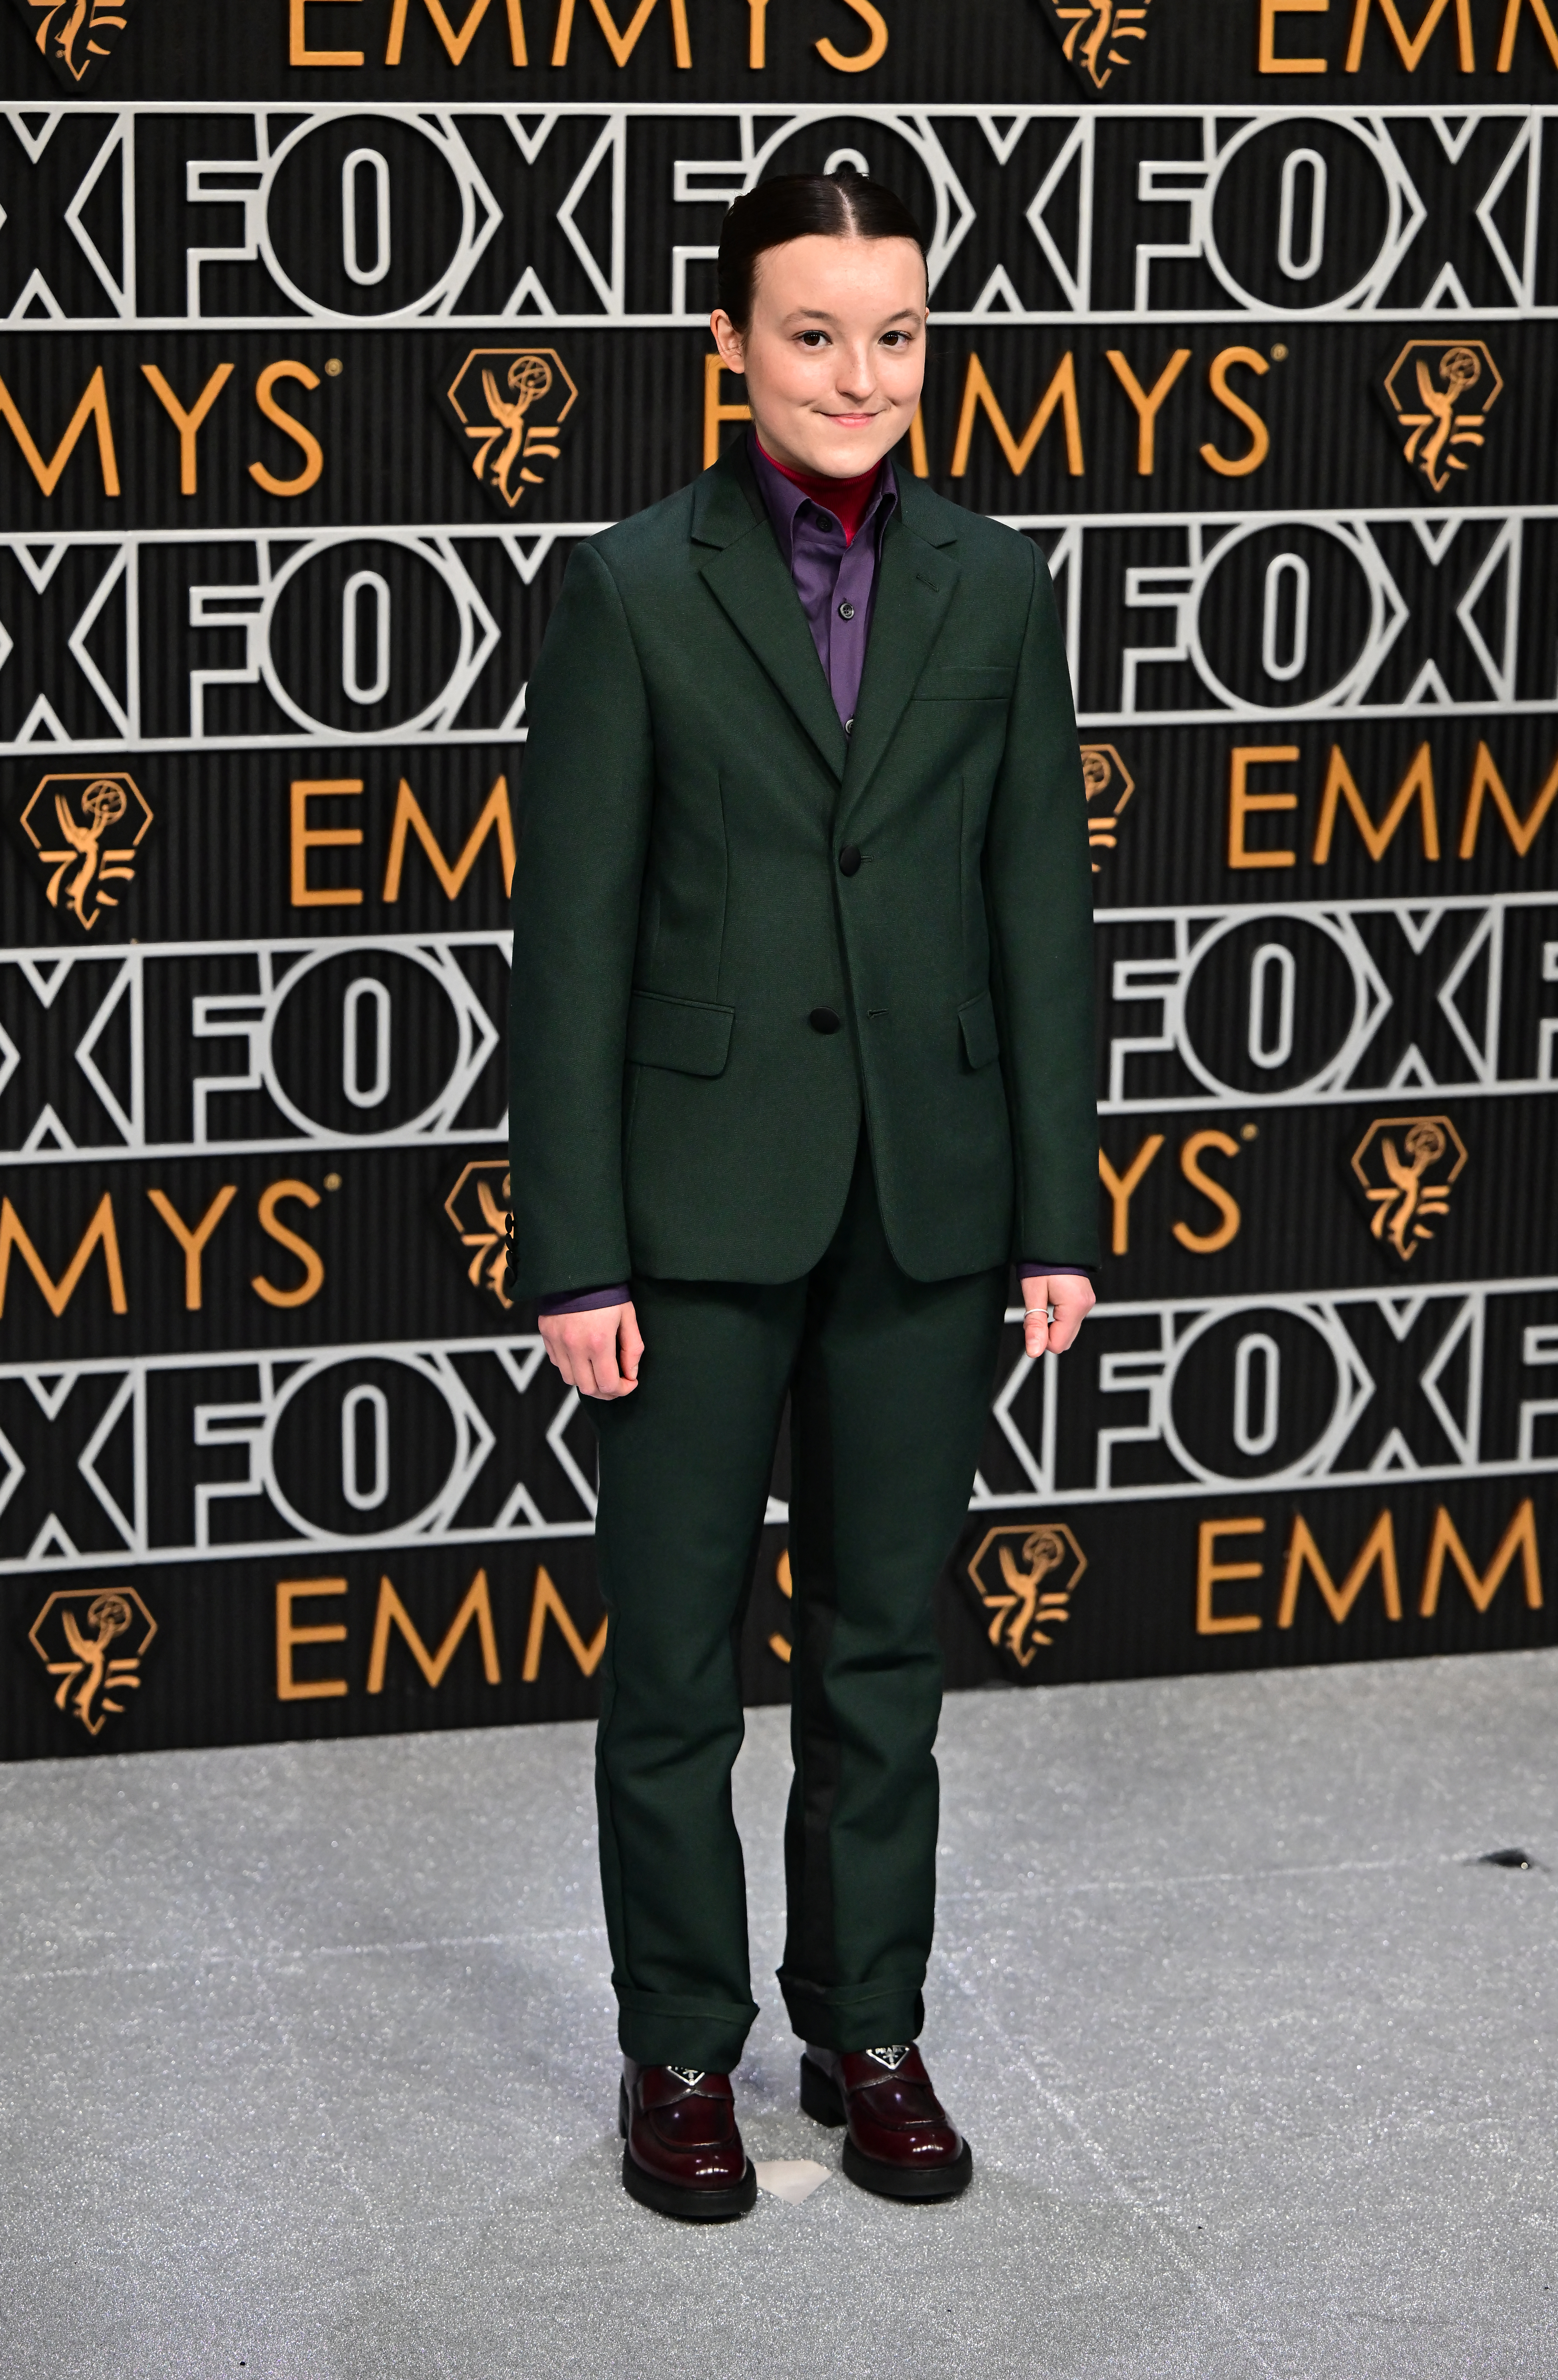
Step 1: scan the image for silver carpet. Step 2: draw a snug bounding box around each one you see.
[4,1650,1557,2377]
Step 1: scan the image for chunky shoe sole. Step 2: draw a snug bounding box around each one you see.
[799,2053,847,2129]
[617,2079,757,2223]
[799,2055,975,2202]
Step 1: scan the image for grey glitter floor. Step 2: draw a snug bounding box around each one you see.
[4,1653,1558,2379]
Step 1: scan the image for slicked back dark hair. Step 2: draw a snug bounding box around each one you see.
[716,168,927,334]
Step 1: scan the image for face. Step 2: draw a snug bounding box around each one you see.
[710,233,926,479]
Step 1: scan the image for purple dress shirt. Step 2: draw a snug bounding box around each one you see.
[746,437,897,735]
[534,440,1090,1315]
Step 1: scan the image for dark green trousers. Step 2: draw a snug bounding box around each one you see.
[591,1138,1007,2073]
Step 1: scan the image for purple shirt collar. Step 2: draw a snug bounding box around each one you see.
[746,436,897,572]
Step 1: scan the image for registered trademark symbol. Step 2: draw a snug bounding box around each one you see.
[1270,344,1288,361]
[1241,1122,1258,1140]
[325,357,343,377]
[324,1172,342,1190]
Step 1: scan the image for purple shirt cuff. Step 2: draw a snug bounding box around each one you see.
[536,1283,631,1317]
[1018,1263,1093,1279]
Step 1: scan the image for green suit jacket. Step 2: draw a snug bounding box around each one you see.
[508,442,1098,1299]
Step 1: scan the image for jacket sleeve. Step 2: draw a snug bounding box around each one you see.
[984,541,1100,1271]
[508,541,654,1302]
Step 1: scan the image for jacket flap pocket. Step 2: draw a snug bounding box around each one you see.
[915,665,1015,702]
[628,990,734,1077]
[958,989,1001,1071]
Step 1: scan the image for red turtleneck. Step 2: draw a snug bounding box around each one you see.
[755,440,881,545]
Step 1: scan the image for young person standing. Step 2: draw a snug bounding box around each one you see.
[508,169,1098,2221]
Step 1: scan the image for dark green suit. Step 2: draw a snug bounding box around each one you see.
[510,442,1096,2069]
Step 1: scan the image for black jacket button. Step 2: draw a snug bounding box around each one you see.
[808,1007,842,1035]
[838,600,856,620]
[838,845,862,876]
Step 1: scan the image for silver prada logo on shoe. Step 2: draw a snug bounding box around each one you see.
[864,2045,910,2070]
[664,2065,706,2086]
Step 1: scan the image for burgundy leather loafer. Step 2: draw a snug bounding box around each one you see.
[801,2043,973,2200]
[619,2060,757,2221]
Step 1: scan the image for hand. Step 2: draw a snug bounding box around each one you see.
[539,1301,644,1400]
[1022,1274,1095,1359]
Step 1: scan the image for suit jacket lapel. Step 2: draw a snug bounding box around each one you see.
[693,448,848,783]
[837,496,961,831]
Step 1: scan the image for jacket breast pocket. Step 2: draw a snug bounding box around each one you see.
[915,666,1016,703]
[958,989,1001,1071]
[627,989,734,1077]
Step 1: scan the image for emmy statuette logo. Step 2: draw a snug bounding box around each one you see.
[1381,341,1502,494]
[15,0,132,86]
[1080,744,1136,874]
[965,1523,1088,1676]
[441,350,580,515]
[29,1586,156,1735]
[443,1159,513,1311]
[1350,1115,1468,1263]
[15,772,152,931]
[1037,0,1155,89]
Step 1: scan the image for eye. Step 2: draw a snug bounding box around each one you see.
[797,329,831,349]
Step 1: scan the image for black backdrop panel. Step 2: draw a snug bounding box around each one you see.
[3,324,1558,531]
[6,0,1557,102]
[1,1,1555,1757]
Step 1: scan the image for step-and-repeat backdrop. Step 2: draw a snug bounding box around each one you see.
[2,0,1554,1755]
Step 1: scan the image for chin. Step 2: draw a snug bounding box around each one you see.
[806,426,894,474]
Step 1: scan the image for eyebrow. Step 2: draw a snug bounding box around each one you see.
[783,307,924,327]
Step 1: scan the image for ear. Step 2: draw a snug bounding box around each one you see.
[709,309,747,374]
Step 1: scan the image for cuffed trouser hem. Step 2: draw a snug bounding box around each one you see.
[777,1971,925,2053]
[615,1987,760,2074]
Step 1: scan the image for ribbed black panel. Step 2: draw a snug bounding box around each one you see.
[1,0,1554,1756]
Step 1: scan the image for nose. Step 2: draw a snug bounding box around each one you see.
[835,339,876,402]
